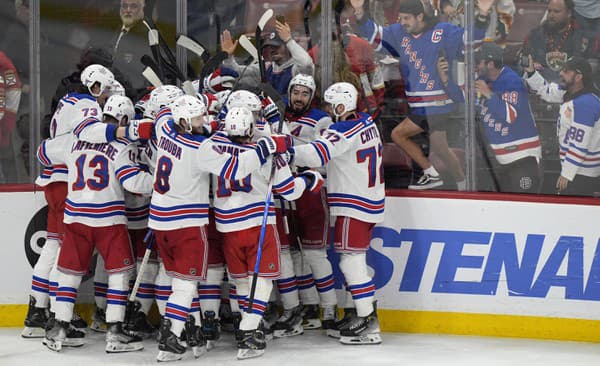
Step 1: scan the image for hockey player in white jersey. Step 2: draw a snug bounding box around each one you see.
[282,74,338,332]
[148,95,289,362]
[24,64,142,339]
[291,82,385,345]
[211,106,323,359]
[38,97,154,353]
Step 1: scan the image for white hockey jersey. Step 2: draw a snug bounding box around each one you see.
[37,132,154,227]
[147,108,270,231]
[210,133,308,233]
[557,93,600,180]
[36,92,118,186]
[293,112,385,223]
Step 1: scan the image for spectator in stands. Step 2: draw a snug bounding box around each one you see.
[522,0,598,83]
[573,0,600,34]
[554,57,600,196]
[0,51,22,183]
[350,0,496,190]
[433,0,516,44]
[221,18,314,97]
[473,43,542,193]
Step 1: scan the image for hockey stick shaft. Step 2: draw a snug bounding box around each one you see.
[128,229,155,302]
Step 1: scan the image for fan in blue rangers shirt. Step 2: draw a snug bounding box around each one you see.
[291,82,384,345]
[473,42,543,193]
[553,56,600,196]
[349,0,493,189]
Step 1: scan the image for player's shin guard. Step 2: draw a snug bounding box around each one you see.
[31,238,60,308]
[91,256,108,333]
[276,250,300,310]
[154,261,172,316]
[304,248,337,307]
[135,260,158,314]
[237,277,272,360]
[165,278,196,339]
[199,266,224,348]
[53,271,82,323]
[106,271,129,323]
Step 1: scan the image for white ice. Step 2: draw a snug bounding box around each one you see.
[1,328,599,366]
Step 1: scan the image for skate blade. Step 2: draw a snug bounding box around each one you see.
[42,338,63,352]
[192,345,207,358]
[89,322,107,333]
[21,327,45,338]
[339,333,382,345]
[105,341,144,353]
[326,329,340,339]
[273,326,304,338]
[157,350,184,362]
[302,319,322,330]
[236,348,265,360]
[63,338,85,347]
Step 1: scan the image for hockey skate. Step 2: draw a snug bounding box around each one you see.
[272,305,304,338]
[301,304,322,330]
[236,329,266,360]
[326,307,356,338]
[125,309,156,339]
[105,322,144,353]
[42,319,68,352]
[156,318,186,362]
[339,309,382,345]
[21,295,48,338]
[71,311,88,331]
[201,310,220,350]
[262,301,279,330]
[90,306,107,333]
[184,316,207,358]
[43,314,86,349]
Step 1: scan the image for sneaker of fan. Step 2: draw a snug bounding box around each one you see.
[42,319,69,352]
[236,329,266,360]
[339,310,382,345]
[407,173,443,190]
[301,304,322,330]
[326,307,356,339]
[90,307,107,333]
[22,295,48,338]
[272,305,304,338]
[157,318,186,362]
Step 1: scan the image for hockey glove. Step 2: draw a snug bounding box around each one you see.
[299,170,324,193]
[126,118,154,141]
[261,95,281,125]
[203,67,239,94]
[256,135,292,163]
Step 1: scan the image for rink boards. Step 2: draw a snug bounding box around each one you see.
[1,188,600,342]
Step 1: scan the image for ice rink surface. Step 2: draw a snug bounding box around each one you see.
[1,328,599,366]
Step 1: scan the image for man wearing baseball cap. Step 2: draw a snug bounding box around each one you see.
[473,42,543,193]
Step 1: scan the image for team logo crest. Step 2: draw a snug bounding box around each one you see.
[268,262,275,270]
[190,268,197,276]
[123,53,133,64]
[124,258,130,266]
[545,51,567,72]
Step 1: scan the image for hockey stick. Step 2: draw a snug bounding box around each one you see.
[199,51,230,81]
[142,67,163,88]
[255,9,273,84]
[303,0,313,50]
[177,35,210,63]
[125,230,155,324]
[238,35,259,64]
[147,27,164,80]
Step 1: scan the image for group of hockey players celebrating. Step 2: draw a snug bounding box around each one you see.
[22,50,385,360]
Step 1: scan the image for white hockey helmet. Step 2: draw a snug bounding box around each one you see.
[226,89,262,114]
[80,64,115,98]
[103,95,135,125]
[171,95,207,133]
[145,85,184,118]
[223,106,254,138]
[288,73,316,102]
[323,82,358,117]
